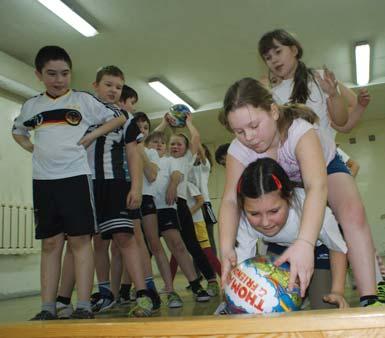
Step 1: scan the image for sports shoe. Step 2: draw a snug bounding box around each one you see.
[206,281,220,297]
[214,302,231,315]
[365,300,384,307]
[193,287,210,302]
[70,308,94,319]
[129,287,137,302]
[30,310,57,321]
[167,292,183,308]
[147,289,161,312]
[56,302,74,319]
[118,295,131,306]
[91,292,116,313]
[128,296,153,317]
[377,281,385,303]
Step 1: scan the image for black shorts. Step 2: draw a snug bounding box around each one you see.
[157,208,180,235]
[33,175,97,239]
[140,195,157,216]
[93,179,134,239]
[202,201,217,225]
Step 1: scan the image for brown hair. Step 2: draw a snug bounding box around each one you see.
[95,65,124,83]
[220,77,318,141]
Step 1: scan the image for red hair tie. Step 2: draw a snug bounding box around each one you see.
[271,174,282,190]
[237,177,243,194]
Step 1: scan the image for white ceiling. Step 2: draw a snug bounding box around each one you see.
[0,0,385,128]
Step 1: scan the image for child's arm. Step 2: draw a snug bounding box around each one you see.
[190,193,204,215]
[219,154,246,287]
[78,114,127,148]
[331,88,370,133]
[185,113,200,155]
[139,144,159,183]
[154,114,172,132]
[322,250,349,308]
[12,134,34,153]
[275,129,328,297]
[166,171,182,205]
[125,141,143,209]
[346,158,360,177]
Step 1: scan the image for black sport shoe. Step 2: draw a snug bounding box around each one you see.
[70,308,94,319]
[91,292,116,312]
[147,289,161,312]
[30,310,57,321]
[193,288,210,302]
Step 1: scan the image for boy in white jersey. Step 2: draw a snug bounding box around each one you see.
[11,46,126,320]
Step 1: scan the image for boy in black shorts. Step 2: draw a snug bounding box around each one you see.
[88,67,153,316]
[11,46,126,320]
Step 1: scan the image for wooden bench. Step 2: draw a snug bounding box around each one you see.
[1,307,385,338]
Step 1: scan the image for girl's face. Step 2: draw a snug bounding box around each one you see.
[243,190,289,237]
[93,75,123,104]
[137,120,150,138]
[228,104,280,153]
[262,40,298,80]
[169,136,187,158]
[147,137,167,157]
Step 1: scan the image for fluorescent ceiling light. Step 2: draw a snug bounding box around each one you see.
[37,0,98,37]
[148,80,195,112]
[355,42,370,86]
[0,75,40,98]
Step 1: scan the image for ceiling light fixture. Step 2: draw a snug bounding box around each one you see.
[355,42,370,86]
[148,79,195,112]
[37,0,98,37]
[0,75,40,98]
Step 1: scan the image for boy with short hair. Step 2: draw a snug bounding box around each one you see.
[89,67,154,316]
[11,46,126,320]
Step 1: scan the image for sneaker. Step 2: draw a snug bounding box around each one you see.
[365,300,384,307]
[167,292,183,308]
[377,281,385,303]
[214,302,231,315]
[206,282,220,297]
[129,287,137,302]
[147,289,161,312]
[70,308,94,319]
[118,295,131,306]
[91,293,116,313]
[30,310,57,321]
[128,296,153,317]
[193,287,210,302]
[56,302,74,319]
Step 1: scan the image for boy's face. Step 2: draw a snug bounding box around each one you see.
[35,60,71,97]
[147,137,167,157]
[119,97,137,113]
[93,75,124,104]
[137,120,150,138]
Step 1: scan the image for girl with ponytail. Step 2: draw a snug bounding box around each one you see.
[218,77,379,307]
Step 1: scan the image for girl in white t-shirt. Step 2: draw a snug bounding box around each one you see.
[219,77,379,306]
[257,30,377,306]
[235,158,348,308]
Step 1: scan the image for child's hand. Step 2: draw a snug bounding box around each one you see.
[220,248,237,289]
[126,189,142,210]
[77,133,94,148]
[315,67,338,97]
[165,112,178,127]
[323,293,349,309]
[357,88,370,108]
[274,240,314,297]
[185,112,192,125]
[165,184,177,205]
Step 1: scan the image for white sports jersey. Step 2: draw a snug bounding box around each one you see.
[12,90,121,180]
[235,188,347,264]
[189,160,211,202]
[87,113,141,180]
[186,182,205,223]
[175,150,197,200]
[142,147,160,196]
[153,156,183,210]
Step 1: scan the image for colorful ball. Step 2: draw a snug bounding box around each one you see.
[224,255,302,314]
[168,104,190,127]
